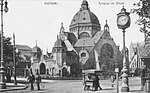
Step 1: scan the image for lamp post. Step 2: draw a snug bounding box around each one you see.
[117,6,131,92]
[13,33,17,85]
[0,0,8,89]
[133,43,139,69]
[115,62,119,93]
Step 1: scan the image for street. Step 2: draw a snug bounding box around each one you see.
[4,77,146,93]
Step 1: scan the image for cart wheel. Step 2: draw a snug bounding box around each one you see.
[87,86,90,90]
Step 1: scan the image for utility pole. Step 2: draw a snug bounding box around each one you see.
[13,33,17,85]
[0,0,8,89]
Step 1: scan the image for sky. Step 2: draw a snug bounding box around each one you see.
[3,0,143,54]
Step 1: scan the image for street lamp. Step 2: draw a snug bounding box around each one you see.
[0,0,8,89]
[117,6,131,92]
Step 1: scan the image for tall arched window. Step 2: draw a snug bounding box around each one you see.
[40,63,46,75]
[101,43,114,58]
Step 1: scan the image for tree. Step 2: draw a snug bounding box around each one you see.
[0,36,13,66]
[132,0,150,44]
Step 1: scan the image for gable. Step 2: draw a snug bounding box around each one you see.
[101,31,112,40]
[140,44,150,58]
[92,30,104,44]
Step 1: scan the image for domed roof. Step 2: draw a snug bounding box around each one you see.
[70,0,100,27]
[32,41,42,53]
[54,39,63,47]
[32,46,42,53]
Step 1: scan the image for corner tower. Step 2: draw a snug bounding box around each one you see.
[69,0,101,39]
[52,23,66,67]
[32,41,42,62]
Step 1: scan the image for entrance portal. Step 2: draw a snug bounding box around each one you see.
[40,63,46,75]
[70,63,78,76]
[62,67,67,76]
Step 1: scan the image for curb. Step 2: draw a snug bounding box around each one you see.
[0,84,29,92]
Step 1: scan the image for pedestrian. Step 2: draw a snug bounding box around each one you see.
[28,72,35,90]
[36,73,41,90]
[140,65,147,91]
[110,74,115,87]
[6,73,11,83]
[93,74,102,91]
[96,74,102,90]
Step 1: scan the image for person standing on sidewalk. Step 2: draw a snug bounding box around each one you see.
[140,65,147,91]
[110,74,116,87]
[36,73,41,90]
[28,72,35,90]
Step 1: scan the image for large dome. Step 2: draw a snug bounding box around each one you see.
[70,10,99,26]
[69,0,101,39]
[70,0,100,28]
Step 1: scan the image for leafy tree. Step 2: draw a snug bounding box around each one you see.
[132,0,150,43]
[0,36,13,65]
[133,0,150,18]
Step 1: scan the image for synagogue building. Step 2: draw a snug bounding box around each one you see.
[31,0,123,77]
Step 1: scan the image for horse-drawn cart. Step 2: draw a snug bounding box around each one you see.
[82,69,103,91]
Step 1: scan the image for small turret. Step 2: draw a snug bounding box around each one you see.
[32,40,42,61]
[104,20,109,31]
[81,0,89,10]
[60,22,65,35]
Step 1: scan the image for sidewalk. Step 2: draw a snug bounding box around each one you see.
[98,77,147,93]
[99,84,145,93]
[0,77,148,93]
[0,77,28,92]
[0,77,56,92]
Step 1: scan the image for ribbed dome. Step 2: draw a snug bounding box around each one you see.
[70,10,99,26]
[70,0,100,27]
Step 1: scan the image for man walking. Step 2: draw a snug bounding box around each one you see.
[140,65,147,91]
[93,74,102,91]
[36,73,41,90]
[110,74,115,87]
[28,72,35,90]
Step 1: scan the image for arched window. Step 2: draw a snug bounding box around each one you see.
[40,63,46,75]
[81,52,86,57]
[101,43,114,58]
[79,32,90,39]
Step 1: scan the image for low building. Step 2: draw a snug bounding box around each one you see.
[129,42,149,75]
[15,45,32,77]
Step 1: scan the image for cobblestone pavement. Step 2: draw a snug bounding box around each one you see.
[4,77,147,93]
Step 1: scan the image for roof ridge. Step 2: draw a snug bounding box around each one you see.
[140,45,150,58]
